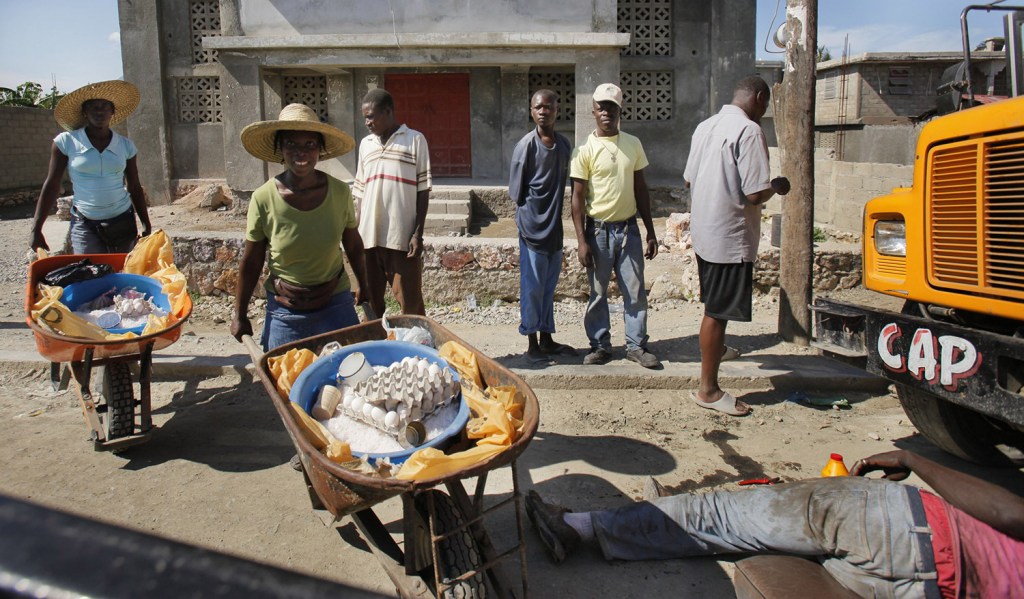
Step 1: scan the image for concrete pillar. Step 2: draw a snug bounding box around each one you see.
[220,54,265,191]
[500,66,530,181]
[574,49,620,147]
[470,68,503,180]
[218,0,242,35]
[710,0,756,110]
[118,0,172,205]
[326,72,356,179]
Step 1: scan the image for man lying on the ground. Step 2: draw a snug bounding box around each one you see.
[526,450,1024,598]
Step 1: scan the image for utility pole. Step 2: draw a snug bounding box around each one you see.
[776,0,817,345]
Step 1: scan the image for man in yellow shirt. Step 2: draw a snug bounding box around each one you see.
[569,83,660,369]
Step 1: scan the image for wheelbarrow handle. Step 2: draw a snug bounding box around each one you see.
[240,334,264,363]
[360,301,376,322]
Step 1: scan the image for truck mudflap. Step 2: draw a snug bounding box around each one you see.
[812,297,1024,427]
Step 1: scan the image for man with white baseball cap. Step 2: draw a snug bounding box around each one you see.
[569,83,660,369]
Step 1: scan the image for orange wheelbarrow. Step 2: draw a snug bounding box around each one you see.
[244,316,539,598]
[24,253,193,452]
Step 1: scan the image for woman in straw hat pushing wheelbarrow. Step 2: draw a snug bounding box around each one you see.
[231,103,370,351]
[30,80,152,254]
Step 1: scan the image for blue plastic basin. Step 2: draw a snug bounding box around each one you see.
[289,340,468,464]
[61,273,169,335]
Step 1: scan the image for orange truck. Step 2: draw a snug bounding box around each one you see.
[813,6,1024,464]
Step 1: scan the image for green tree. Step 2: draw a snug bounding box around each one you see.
[816,45,833,63]
[0,81,64,108]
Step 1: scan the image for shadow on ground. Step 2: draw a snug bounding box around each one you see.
[118,376,292,472]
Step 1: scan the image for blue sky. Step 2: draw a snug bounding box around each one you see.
[0,1,1012,92]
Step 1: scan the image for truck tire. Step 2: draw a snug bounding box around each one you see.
[414,490,486,599]
[896,384,1015,465]
[101,363,135,439]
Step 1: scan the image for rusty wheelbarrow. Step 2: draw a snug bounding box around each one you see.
[245,315,539,598]
[24,253,193,452]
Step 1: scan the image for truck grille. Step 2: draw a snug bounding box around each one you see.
[928,138,1024,299]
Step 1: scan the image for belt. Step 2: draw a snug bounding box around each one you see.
[585,215,637,229]
[904,487,941,599]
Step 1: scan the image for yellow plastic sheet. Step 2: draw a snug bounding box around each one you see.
[30,284,136,341]
[287,402,353,464]
[396,385,525,481]
[30,230,189,340]
[268,348,317,400]
[439,340,484,389]
[123,230,190,333]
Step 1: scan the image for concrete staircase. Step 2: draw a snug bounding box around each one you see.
[426,186,474,236]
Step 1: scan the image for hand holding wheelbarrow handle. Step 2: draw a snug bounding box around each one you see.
[240,334,264,363]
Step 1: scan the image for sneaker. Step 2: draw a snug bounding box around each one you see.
[583,347,612,365]
[626,348,661,369]
[525,490,580,563]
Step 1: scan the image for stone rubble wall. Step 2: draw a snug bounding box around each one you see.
[470,185,689,221]
[168,231,862,305]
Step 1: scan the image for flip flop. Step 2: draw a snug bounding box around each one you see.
[540,342,579,357]
[721,346,742,361]
[525,350,554,365]
[690,391,751,416]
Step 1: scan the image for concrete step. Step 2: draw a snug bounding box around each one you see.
[427,198,470,216]
[424,213,469,236]
[426,188,472,235]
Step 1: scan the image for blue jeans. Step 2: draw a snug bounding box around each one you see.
[519,237,562,336]
[592,477,940,599]
[584,219,648,352]
[261,290,359,351]
[69,207,138,254]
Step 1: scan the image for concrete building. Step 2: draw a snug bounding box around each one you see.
[117,0,757,204]
[812,49,1008,164]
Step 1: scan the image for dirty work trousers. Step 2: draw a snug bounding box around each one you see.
[591,477,940,599]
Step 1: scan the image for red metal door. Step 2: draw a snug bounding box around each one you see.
[383,73,471,177]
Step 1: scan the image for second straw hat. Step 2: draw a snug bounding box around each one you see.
[53,80,140,131]
[240,104,356,163]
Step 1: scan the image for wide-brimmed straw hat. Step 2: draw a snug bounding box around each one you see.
[240,104,355,163]
[53,80,140,131]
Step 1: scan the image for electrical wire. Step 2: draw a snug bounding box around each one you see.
[763,0,785,55]
[387,0,399,49]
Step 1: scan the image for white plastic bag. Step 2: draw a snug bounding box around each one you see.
[381,313,434,347]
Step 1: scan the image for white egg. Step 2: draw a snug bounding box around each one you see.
[384,411,400,429]
[350,396,364,414]
[362,402,374,419]
[371,406,386,423]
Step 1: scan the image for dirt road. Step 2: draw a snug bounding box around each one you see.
[0,348,946,598]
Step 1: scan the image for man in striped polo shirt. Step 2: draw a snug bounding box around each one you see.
[354,88,432,317]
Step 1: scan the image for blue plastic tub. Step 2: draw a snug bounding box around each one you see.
[61,273,169,335]
[289,340,469,464]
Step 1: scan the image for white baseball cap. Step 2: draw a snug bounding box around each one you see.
[593,83,622,107]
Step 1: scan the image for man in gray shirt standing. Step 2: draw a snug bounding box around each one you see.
[683,76,790,416]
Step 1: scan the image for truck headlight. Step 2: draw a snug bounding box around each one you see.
[874,220,906,257]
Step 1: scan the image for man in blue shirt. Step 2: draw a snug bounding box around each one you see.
[509,90,577,362]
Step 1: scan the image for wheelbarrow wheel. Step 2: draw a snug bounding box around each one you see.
[100,363,135,439]
[414,490,486,599]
